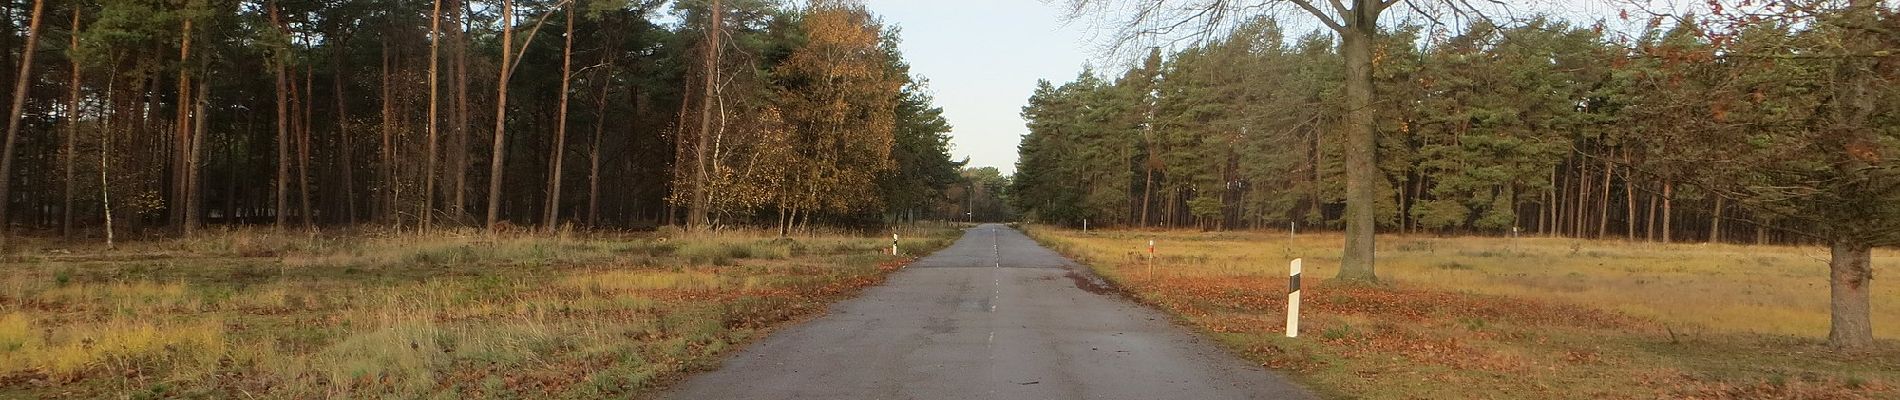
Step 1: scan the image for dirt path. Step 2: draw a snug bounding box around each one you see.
[665,224,1314,399]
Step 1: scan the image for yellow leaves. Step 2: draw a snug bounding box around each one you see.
[758,3,902,215]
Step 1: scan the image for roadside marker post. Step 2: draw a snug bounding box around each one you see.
[1147,239,1157,274]
[1287,258,1302,338]
[892,233,900,256]
[1082,219,1088,233]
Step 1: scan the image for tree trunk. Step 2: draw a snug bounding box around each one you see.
[224,121,238,224]
[1623,149,1636,241]
[424,0,442,230]
[61,6,78,239]
[451,0,470,222]
[184,78,207,235]
[1661,180,1673,243]
[0,0,44,246]
[333,51,358,225]
[100,110,115,248]
[1140,161,1154,227]
[1598,156,1611,238]
[271,2,290,231]
[1335,2,1378,281]
[100,65,118,247]
[299,67,313,228]
[1645,182,1658,242]
[1709,196,1724,243]
[587,64,610,227]
[1827,240,1874,348]
[382,42,397,225]
[487,0,515,230]
[686,0,722,230]
[1544,169,1556,236]
[1572,160,1587,238]
[1823,1,1878,350]
[544,5,573,231]
[173,13,193,229]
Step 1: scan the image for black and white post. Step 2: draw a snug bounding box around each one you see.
[892,233,900,256]
[1286,258,1302,338]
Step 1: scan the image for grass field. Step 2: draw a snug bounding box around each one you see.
[1026,227,1899,399]
[0,225,956,399]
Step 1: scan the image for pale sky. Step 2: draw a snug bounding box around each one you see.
[870,0,1096,175]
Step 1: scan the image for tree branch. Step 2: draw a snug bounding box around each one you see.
[1288,0,1346,32]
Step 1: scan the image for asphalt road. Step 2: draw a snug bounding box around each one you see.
[665,224,1314,399]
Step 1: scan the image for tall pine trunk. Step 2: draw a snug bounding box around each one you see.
[1661,181,1673,243]
[1623,149,1636,241]
[424,0,441,230]
[173,13,193,229]
[587,76,608,227]
[451,0,470,222]
[184,79,207,234]
[0,0,44,247]
[334,51,358,225]
[1709,196,1724,243]
[1645,182,1658,242]
[61,6,78,239]
[486,0,515,230]
[543,6,573,231]
[1597,156,1611,238]
[270,2,289,231]
[298,67,313,228]
[382,43,396,225]
[1572,161,1587,238]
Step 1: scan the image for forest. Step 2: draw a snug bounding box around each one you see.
[0,0,970,243]
[1012,10,1900,247]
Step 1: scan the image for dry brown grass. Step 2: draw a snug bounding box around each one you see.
[0,225,959,399]
[1029,226,1899,399]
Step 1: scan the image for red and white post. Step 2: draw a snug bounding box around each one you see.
[1287,258,1303,338]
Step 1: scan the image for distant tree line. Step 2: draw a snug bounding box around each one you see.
[1013,13,1896,247]
[0,0,967,243]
